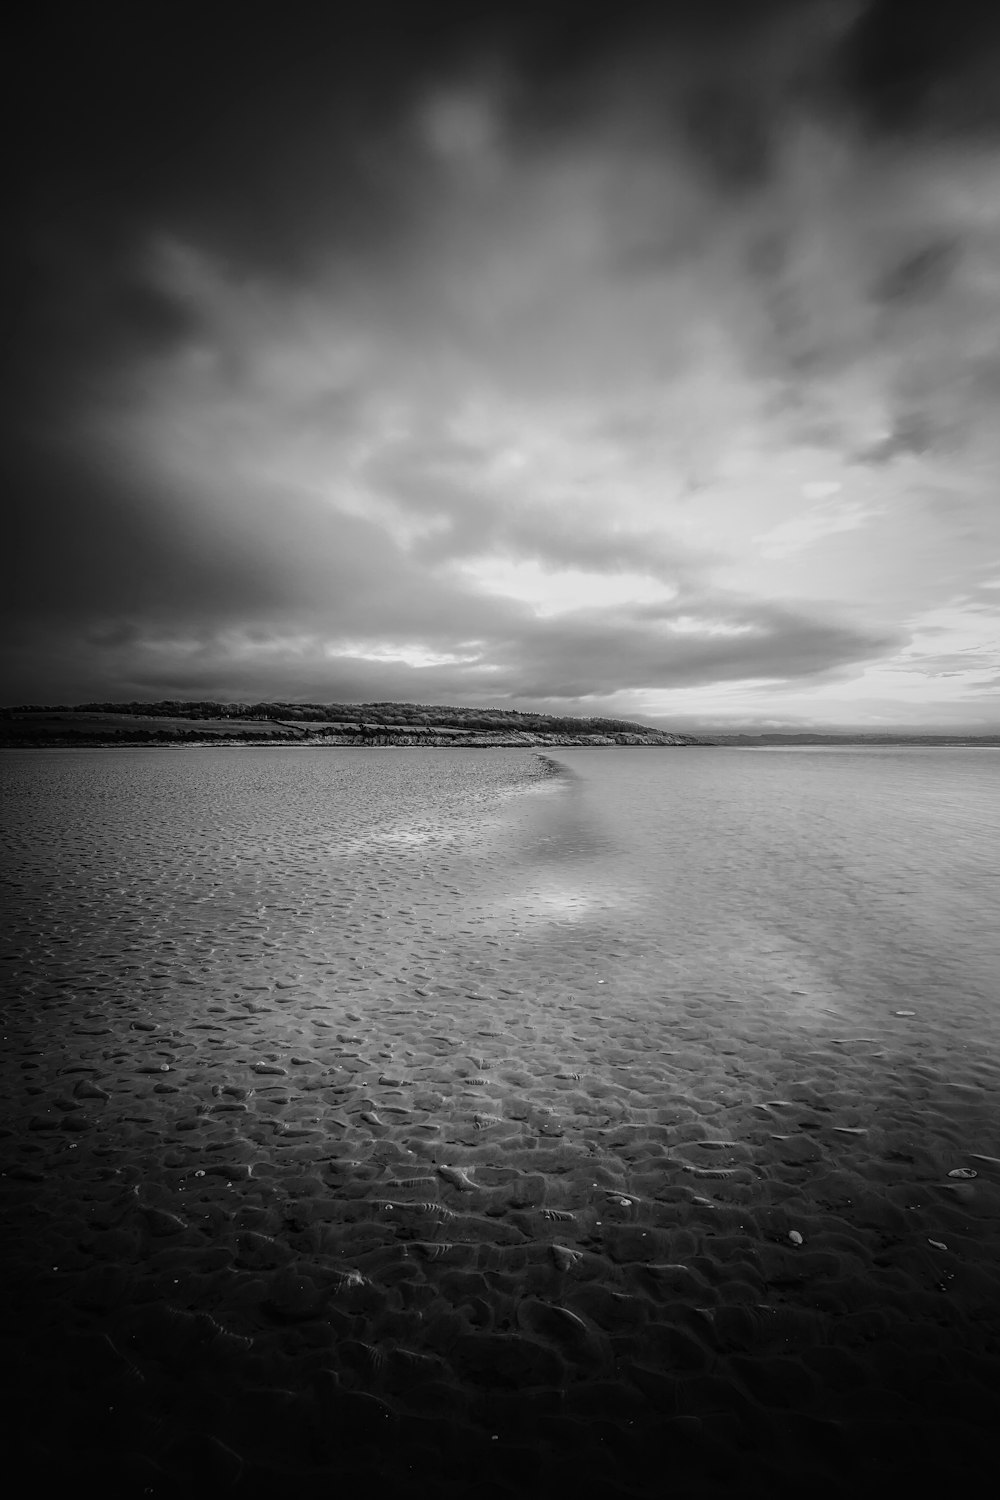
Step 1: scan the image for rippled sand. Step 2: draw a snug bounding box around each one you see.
[2,747,999,1498]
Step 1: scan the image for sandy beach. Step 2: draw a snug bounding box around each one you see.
[3,747,999,1497]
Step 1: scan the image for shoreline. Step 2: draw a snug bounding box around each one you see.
[1,733,700,750]
[4,744,999,1497]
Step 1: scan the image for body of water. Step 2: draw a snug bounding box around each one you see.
[5,745,997,1034]
[2,744,998,1496]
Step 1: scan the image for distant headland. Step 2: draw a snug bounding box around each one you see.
[0,701,700,748]
[4,704,996,749]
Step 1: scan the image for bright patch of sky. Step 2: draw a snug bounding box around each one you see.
[455,559,677,615]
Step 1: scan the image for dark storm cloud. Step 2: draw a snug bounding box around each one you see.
[8,0,853,377]
[841,0,1000,138]
[72,605,891,709]
[854,411,938,466]
[873,240,961,307]
[6,1,1000,716]
[482,600,899,699]
[3,575,897,707]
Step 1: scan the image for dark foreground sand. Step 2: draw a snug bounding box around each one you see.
[4,948,1000,1500]
[3,745,999,1498]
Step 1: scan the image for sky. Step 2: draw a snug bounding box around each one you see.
[6,0,1000,731]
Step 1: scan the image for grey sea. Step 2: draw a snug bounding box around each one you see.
[2,745,999,1498]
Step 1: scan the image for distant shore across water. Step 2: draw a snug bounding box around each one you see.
[1,703,697,749]
[2,703,997,748]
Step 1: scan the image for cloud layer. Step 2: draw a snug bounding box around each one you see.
[6,1,1000,727]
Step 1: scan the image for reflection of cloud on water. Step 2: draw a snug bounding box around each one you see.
[476,755,627,930]
[500,877,626,926]
[531,828,615,864]
[340,757,572,862]
[367,828,436,848]
[338,824,454,857]
[520,772,618,867]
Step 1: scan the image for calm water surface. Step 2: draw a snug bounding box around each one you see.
[503,747,1000,1039]
[3,744,997,1058]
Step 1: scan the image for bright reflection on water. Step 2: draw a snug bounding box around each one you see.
[491,746,1000,1045]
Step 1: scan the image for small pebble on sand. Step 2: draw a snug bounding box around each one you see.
[438,1164,476,1191]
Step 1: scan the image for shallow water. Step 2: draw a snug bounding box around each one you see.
[499,745,1000,1032]
[7,744,996,1030]
[2,745,999,1497]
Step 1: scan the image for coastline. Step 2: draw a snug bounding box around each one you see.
[1,733,697,749]
[0,705,699,750]
[0,726,699,751]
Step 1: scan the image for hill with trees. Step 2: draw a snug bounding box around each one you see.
[0,702,700,747]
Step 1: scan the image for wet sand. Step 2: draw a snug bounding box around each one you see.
[3,748,999,1497]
